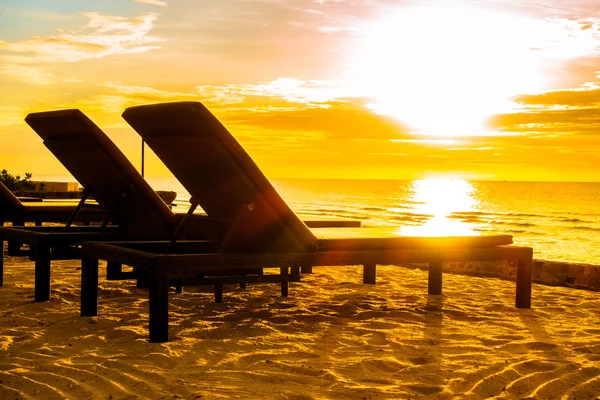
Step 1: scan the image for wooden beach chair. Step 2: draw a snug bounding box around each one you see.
[0,109,358,301]
[78,101,534,342]
[0,181,105,227]
[0,109,225,301]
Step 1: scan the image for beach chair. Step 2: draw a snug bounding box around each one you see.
[0,109,225,301]
[0,181,105,227]
[78,101,533,342]
[0,109,359,301]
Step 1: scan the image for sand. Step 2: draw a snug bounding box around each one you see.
[0,254,599,400]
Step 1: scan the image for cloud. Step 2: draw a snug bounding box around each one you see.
[133,0,168,6]
[225,102,410,140]
[489,78,600,136]
[512,86,600,107]
[490,107,600,135]
[0,65,58,85]
[0,107,27,127]
[0,12,164,84]
[105,83,196,100]
[196,78,349,105]
[77,80,409,142]
[2,12,164,63]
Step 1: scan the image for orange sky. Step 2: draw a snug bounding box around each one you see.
[1,0,600,182]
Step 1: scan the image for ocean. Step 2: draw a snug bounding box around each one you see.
[35,175,600,264]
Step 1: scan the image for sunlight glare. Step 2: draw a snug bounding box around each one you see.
[397,179,478,236]
[345,4,595,137]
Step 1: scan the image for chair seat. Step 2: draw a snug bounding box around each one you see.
[21,202,105,214]
[313,227,512,251]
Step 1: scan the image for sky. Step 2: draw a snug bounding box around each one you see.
[1,0,600,182]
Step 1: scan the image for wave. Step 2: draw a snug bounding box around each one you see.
[572,226,600,232]
[491,221,537,227]
[390,215,430,223]
[362,206,388,211]
[557,218,589,223]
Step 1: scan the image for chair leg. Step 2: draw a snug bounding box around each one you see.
[363,264,376,284]
[301,266,313,274]
[0,232,4,287]
[34,242,51,302]
[291,266,300,281]
[280,267,289,297]
[7,241,21,256]
[516,258,532,309]
[214,283,223,303]
[81,256,99,317]
[136,271,149,289]
[148,268,169,343]
[428,260,443,295]
[106,262,122,280]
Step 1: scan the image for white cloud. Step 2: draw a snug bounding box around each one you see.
[196,78,347,105]
[133,0,168,7]
[0,65,57,85]
[0,12,164,84]
[3,12,164,63]
[0,107,27,127]
[105,83,197,99]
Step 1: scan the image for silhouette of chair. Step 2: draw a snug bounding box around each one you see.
[79,101,533,342]
[0,109,221,301]
[1,109,359,301]
[0,180,104,227]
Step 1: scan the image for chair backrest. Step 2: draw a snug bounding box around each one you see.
[122,101,317,253]
[0,181,24,213]
[25,109,174,233]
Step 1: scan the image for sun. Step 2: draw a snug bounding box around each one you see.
[345,4,547,137]
[396,178,478,236]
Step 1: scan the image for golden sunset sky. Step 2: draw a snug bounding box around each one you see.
[1,0,600,181]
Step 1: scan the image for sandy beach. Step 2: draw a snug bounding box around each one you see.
[0,253,599,400]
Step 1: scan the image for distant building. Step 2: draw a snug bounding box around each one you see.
[30,181,80,192]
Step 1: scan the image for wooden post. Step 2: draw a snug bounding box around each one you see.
[516,258,532,308]
[136,271,149,289]
[7,241,21,256]
[0,231,4,287]
[106,261,122,280]
[291,266,300,281]
[363,264,376,284]
[281,267,289,297]
[428,259,443,295]
[214,283,223,303]
[148,268,169,343]
[141,139,145,177]
[301,266,313,274]
[34,241,51,302]
[81,256,99,317]
[290,267,300,281]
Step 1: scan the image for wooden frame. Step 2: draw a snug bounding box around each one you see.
[81,240,533,343]
[0,219,357,301]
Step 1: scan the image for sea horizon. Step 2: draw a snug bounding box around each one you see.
[27,173,600,185]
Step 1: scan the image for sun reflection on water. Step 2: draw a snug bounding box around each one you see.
[396,179,479,236]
